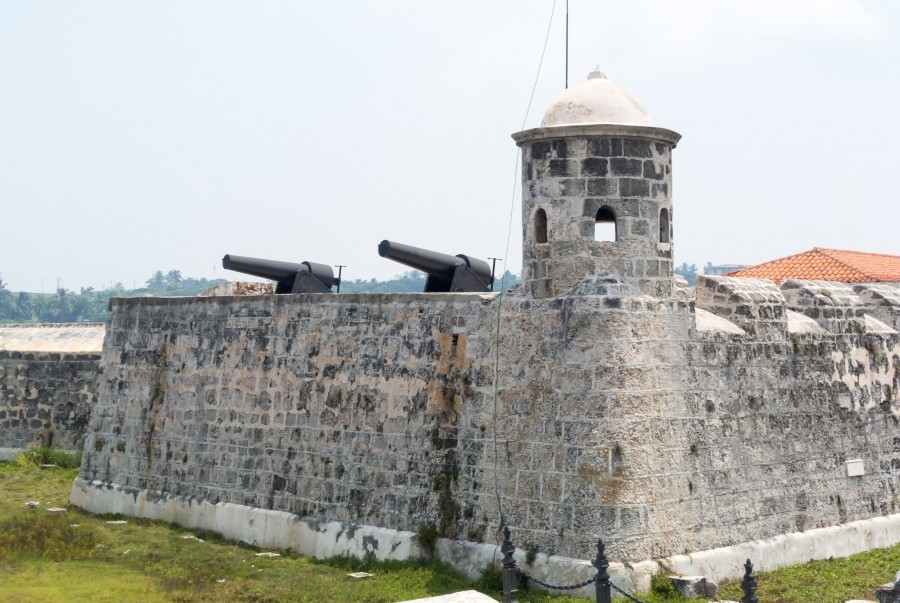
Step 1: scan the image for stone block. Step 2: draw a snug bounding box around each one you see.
[549,159,578,177]
[624,139,652,158]
[618,178,650,198]
[587,138,623,157]
[668,575,711,598]
[609,158,642,176]
[581,158,608,177]
[587,178,617,196]
[876,582,900,603]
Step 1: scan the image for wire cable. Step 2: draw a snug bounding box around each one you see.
[490,0,558,546]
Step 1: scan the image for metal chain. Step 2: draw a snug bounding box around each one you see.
[514,566,597,590]
[610,582,650,603]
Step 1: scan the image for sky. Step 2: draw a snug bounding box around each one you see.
[1,1,898,293]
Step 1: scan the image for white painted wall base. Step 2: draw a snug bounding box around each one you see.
[0,447,23,461]
[70,478,900,598]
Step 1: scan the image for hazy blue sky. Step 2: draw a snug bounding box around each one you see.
[1,1,898,292]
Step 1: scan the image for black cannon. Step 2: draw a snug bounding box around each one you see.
[222,254,339,293]
[378,240,493,293]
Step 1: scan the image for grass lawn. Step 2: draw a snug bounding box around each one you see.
[1,458,897,602]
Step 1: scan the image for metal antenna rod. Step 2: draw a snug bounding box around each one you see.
[565,0,569,89]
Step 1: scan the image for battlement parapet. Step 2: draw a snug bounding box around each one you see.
[853,282,900,332]
[694,276,787,339]
[696,276,900,339]
[780,279,866,334]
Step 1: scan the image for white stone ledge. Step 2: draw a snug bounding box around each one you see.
[69,478,900,598]
[512,124,682,147]
[659,513,900,584]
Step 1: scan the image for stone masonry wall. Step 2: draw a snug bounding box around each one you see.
[80,293,497,540]
[77,281,900,564]
[0,351,99,453]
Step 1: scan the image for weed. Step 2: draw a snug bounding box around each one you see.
[466,526,484,542]
[417,523,440,555]
[865,336,882,361]
[525,546,539,565]
[16,447,82,469]
[650,573,678,596]
[473,567,503,592]
[791,335,804,354]
[726,347,737,366]
[689,442,699,456]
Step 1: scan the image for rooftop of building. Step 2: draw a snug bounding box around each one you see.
[725,247,900,283]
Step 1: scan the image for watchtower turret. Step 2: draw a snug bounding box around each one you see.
[513,68,681,298]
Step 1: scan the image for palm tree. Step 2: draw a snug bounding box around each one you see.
[165,270,183,286]
[54,288,73,322]
[0,273,13,319]
[12,292,33,321]
[146,271,165,291]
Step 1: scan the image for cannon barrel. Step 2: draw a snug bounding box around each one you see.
[378,240,492,293]
[378,241,464,281]
[223,255,305,282]
[222,254,336,293]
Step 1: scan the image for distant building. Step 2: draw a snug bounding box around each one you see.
[703,263,746,276]
[725,247,900,283]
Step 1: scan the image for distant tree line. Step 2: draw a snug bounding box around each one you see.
[674,263,699,285]
[338,270,521,293]
[674,262,734,286]
[0,270,226,324]
[0,269,523,324]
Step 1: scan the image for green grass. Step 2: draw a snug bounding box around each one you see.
[0,461,897,602]
[718,546,900,602]
[0,462,589,602]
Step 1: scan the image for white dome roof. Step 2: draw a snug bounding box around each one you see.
[541,68,652,127]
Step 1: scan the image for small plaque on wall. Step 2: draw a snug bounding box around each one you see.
[846,459,865,477]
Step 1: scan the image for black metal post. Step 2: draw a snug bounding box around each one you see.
[501,526,518,603]
[741,558,759,603]
[593,538,611,603]
[334,265,345,293]
[488,257,502,291]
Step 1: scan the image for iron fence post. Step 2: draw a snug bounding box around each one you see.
[593,537,612,603]
[501,526,518,603]
[741,558,759,603]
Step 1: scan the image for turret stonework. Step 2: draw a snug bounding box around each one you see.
[514,70,681,298]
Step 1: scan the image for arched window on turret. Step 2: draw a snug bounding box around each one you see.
[534,208,548,244]
[595,206,617,242]
[659,208,670,243]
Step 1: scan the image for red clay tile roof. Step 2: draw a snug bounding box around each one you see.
[724,248,900,283]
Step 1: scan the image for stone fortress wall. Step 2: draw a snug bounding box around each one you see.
[69,69,900,587]
[71,275,900,564]
[0,324,104,459]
